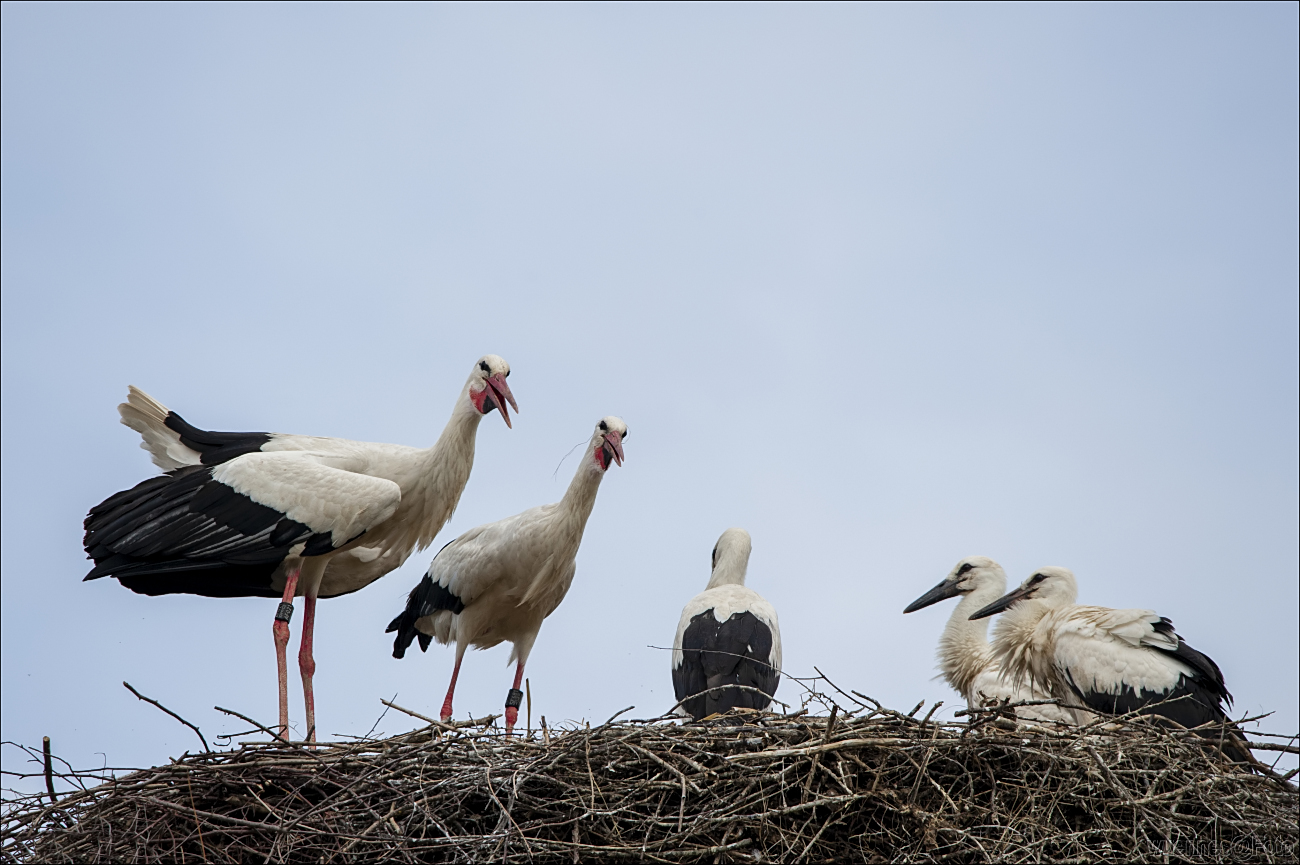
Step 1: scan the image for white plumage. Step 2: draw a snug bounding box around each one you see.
[970,567,1249,760]
[85,355,518,740]
[903,557,1078,725]
[388,416,628,734]
[671,528,782,720]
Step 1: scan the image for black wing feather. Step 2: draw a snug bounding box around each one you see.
[162,411,272,465]
[673,610,779,721]
[387,570,466,659]
[83,465,332,598]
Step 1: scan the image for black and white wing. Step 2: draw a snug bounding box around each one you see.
[85,453,400,598]
[671,585,781,720]
[1053,607,1248,759]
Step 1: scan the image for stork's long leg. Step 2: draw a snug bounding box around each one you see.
[298,593,318,744]
[440,644,467,722]
[504,661,526,735]
[273,564,301,738]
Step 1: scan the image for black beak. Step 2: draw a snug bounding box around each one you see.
[903,579,963,614]
[969,584,1035,620]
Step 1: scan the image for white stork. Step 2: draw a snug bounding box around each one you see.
[386,416,627,735]
[970,567,1250,761]
[83,355,518,740]
[903,556,1078,724]
[671,528,781,720]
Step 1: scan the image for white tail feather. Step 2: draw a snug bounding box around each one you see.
[118,386,201,471]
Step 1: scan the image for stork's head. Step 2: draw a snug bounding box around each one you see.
[468,354,518,428]
[904,556,1006,614]
[968,566,1078,620]
[706,527,752,589]
[590,416,627,471]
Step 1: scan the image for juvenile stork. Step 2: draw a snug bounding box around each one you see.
[671,528,781,720]
[387,416,628,735]
[83,355,518,740]
[971,567,1250,760]
[903,556,1077,724]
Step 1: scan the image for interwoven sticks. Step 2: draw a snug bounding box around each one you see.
[3,700,1297,863]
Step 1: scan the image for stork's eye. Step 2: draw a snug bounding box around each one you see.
[712,546,719,567]
[479,361,491,373]
[957,562,975,576]
[504,369,510,377]
[620,429,627,440]
[599,421,608,431]
[1029,573,1047,584]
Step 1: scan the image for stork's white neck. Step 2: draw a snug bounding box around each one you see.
[395,385,484,553]
[706,553,748,589]
[989,599,1059,697]
[937,583,1001,699]
[558,440,607,528]
[427,386,484,463]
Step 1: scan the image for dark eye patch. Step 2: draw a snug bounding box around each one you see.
[712,545,719,568]
[1030,573,1048,584]
[620,428,627,440]
[479,361,491,373]
[957,562,975,576]
[599,421,608,431]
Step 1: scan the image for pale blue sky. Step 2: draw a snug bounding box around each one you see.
[3,2,1297,786]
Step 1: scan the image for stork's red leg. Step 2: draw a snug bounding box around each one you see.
[273,565,301,739]
[440,647,466,722]
[504,661,526,735]
[298,594,318,744]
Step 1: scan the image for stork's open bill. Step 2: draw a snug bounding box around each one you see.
[903,557,1078,724]
[387,416,628,735]
[82,355,518,741]
[671,528,782,720]
[970,567,1251,761]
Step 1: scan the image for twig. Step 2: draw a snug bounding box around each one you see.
[123,682,210,752]
[804,704,838,793]
[378,698,499,732]
[213,706,288,744]
[603,706,635,726]
[667,685,791,716]
[41,737,55,805]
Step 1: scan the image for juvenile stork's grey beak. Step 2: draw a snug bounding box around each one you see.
[969,584,1036,620]
[903,579,963,614]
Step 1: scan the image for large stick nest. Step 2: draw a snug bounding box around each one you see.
[3,693,1297,863]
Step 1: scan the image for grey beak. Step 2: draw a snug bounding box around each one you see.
[969,584,1035,620]
[904,579,963,614]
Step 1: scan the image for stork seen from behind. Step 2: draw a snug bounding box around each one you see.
[903,556,1078,724]
[970,567,1250,761]
[671,528,782,720]
[83,355,518,740]
[387,416,628,735]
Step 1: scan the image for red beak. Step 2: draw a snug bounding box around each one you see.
[603,430,625,467]
[487,374,518,428]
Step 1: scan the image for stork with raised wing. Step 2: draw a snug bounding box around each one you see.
[970,567,1251,760]
[83,355,518,740]
[671,528,781,720]
[387,416,628,735]
[904,556,1078,724]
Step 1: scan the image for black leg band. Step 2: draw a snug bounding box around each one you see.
[505,688,524,709]
[275,602,295,623]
